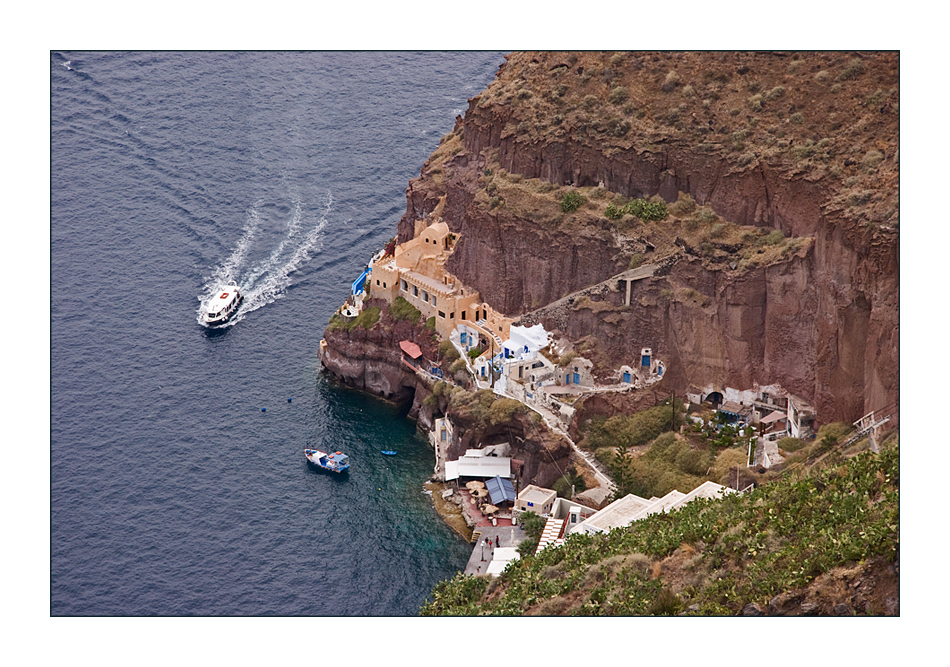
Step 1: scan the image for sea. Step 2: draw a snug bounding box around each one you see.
[50,51,505,616]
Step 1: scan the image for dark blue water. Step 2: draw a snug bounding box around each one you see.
[50,51,504,616]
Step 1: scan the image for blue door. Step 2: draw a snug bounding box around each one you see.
[573,373,580,385]
[623,371,631,383]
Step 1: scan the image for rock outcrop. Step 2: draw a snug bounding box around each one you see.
[395,51,898,427]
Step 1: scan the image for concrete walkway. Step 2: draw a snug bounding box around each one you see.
[463,523,527,576]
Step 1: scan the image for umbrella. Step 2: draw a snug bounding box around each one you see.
[474,488,489,498]
[465,481,482,491]
[482,504,499,514]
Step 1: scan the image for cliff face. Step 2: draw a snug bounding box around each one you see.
[397,51,898,425]
[319,301,441,430]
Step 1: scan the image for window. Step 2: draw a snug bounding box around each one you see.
[422,291,429,303]
[438,311,446,318]
[375,279,380,286]
[383,282,387,288]
[461,311,466,320]
[432,295,437,307]
[401,280,407,292]
[450,312,455,319]
[412,285,418,297]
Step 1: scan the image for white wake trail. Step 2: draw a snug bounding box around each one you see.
[197,193,332,327]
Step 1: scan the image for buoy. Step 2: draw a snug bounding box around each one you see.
[262,408,266,412]
[288,398,292,403]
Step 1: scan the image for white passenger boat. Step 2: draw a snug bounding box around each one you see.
[202,282,242,326]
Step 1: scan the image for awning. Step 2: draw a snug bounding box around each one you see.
[486,475,517,505]
[760,410,786,424]
[719,401,746,416]
[399,340,422,359]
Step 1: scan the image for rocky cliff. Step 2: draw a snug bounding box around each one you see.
[397,51,899,426]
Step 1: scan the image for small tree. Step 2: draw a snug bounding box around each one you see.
[516,510,547,557]
[609,447,637,500]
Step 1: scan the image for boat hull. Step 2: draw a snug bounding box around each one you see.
[304,448,350,474]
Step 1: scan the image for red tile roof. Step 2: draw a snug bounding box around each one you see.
[399,340,422,359]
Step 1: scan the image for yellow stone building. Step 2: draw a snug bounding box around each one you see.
[368,199,512,346]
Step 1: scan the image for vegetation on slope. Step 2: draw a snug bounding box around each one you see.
[421,438,897,616]
[472,51,897,230]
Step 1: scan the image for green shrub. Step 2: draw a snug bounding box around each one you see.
[692,208,718,224]
[624,198,668,222]
[668,193,697,217]
[661,70,680,93]
[449,358,468,374]
[608,86,629,104]
[468,346,483,360]
[604,203,624,220]
[862,149,884,170]
[439,340,460,362]
[389,296,421,324]
[760,229,785,245]
[628,253,645,270]
[488,398,523,426]
[560,190,586,213]
[777,437,807,453]
[425,316,436,331]
[837,58,865,81]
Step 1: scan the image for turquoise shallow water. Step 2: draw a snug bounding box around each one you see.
[50,51,504,615]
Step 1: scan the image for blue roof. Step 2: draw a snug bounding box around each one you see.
[486,475,516,505]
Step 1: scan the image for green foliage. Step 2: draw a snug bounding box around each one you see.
[661,70,680,93]
[439,340,460,363]
[759,229,785,246]
[777,437,806,453]
[587,404,678,450]
[608,86,629,104]
[389,296,421,324]
[420,572,489,616]
[668,192,697,217]
[560,190,586,213]
[553,468,587,499]
[520,511,547,540]
[352,306,380,330]
[623,198,668,222]
[604,203,624,220]
[425,316,436,331]
[488,398,524,426]
[628,253,645,270]
[424,445,900,616]
[468,346,484,360]
[648,588,683,615]
[837,58,866,81]
[328,307,380,332]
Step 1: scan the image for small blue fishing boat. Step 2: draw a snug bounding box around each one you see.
[381,450,397,456]
[304,448,350,473]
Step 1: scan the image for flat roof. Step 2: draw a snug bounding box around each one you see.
[580,493,654,532]
[444,456,511,481]
[519,485,556,505]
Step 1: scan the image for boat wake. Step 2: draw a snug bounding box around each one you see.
[197,192,331,327]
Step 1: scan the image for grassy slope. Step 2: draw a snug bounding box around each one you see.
[420,440,898,616]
